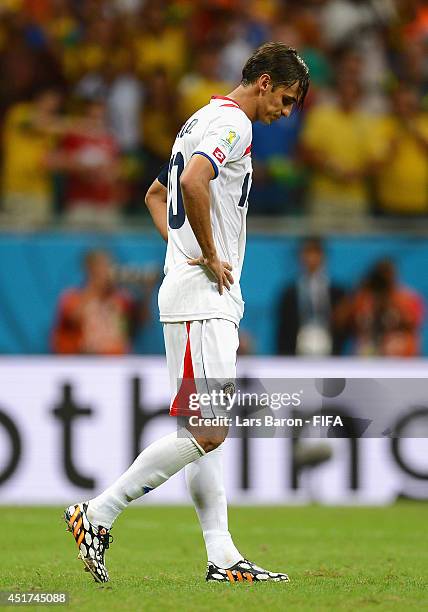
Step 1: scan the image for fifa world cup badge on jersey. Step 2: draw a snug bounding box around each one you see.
[220,127,241,151]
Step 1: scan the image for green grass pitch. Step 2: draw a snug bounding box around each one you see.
[0,503,427,611]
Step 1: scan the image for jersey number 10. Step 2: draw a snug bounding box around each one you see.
[168,152,250,230]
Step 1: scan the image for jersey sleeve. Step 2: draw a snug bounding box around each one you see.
[157,162,169,187]
[192,110,251,178]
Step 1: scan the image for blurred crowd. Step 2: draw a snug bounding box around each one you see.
[276,238,425,358]
[51,241,425,357]
[52,249,158,354]
[1,0,428,229]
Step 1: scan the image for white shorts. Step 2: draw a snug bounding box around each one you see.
[163,319,239,418]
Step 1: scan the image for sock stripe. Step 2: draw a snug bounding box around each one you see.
[189,436,206,456]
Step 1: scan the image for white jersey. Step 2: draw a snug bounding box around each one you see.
[158,95,253,326]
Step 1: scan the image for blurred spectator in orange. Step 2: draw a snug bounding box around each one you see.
[338,259,425,357]
[52,249,151,355]
[1,86,62,227]
[277,237,346,356]
[401,0,428,42]
[20,0,51,22]
[372,82,428,216]
[178,46,232,122]
[55,98,124,229]
[300,68,375,225]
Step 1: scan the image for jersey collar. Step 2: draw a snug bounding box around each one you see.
[211,95,240,108]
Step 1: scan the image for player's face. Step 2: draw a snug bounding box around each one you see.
[258,81,300,125]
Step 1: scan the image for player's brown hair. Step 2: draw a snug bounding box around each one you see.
[241,42,310,109]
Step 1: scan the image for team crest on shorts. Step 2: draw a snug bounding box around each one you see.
[222,381,236,397]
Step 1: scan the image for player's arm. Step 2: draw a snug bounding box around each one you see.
[144,163,168,241]
[145,178,168,242]
[180,154,233,295]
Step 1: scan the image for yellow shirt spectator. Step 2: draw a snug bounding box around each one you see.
[62,43,108,81]
[141,70,180,161]
[178,75,232,123]
[301,102,374,218]
[2,102,57,226]
[1,0,23,12]
[2,103,53,197]
[143,108,177,161]
[134,27,187,80]
[373,114,428,214]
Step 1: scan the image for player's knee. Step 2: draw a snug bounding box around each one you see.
[188,424,228,453]
[200,436,224,453]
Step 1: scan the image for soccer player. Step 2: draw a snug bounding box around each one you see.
[65,42,309,584]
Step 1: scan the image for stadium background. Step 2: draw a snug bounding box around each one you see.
[1,3,427,609]
[0,0,428,577]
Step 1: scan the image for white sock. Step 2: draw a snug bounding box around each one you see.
[185,445,242,568]
[87,429,204,528]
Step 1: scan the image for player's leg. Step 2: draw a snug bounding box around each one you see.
[85,321,228,528]
[64,428,205,582]
[185,446,242,568]
[182,318,242,568]
[186,446,289,582]
[64,321,225,583]
[183,318,290,583]
[86,429,204,528]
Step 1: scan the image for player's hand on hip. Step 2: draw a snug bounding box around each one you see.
[187,255,234,295]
